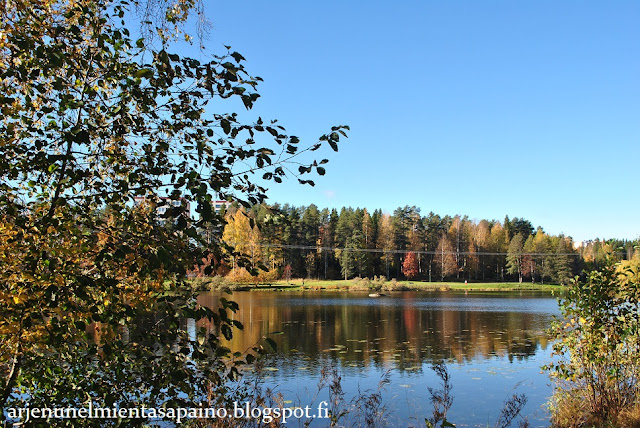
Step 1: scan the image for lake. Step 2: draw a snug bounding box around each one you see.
[197,290,560,427]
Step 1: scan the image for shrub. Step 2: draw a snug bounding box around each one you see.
[226,268,258,285]
[545,262,640,426]
[223,267,282,287]
[206,275,231,291]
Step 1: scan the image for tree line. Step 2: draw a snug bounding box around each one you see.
[206,204,639,285]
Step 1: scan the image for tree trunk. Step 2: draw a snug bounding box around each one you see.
[1,344,21,409]
[324,251,327,279]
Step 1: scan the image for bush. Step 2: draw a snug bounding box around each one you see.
[205,275,231,291]
[226,268,258,285]
[224,267,282,287]
[545,261,640,426]
[257,268,281,284]
[382,278,413,291]
[189,277,214,291]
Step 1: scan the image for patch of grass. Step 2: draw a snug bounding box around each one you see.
[236,278,565,293]
[550,387,640,428]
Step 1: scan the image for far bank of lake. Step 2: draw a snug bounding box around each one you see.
[198,277,566,293]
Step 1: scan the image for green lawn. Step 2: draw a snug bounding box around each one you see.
[244,278,565,293]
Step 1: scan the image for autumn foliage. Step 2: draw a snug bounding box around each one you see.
[0,0,346,418]
[402,252,419,279]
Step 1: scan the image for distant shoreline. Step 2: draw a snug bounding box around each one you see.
[200,278,565,293]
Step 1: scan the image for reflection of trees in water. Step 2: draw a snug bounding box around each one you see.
[197,292,553,373]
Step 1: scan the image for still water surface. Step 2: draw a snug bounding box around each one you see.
[198,291,560,427]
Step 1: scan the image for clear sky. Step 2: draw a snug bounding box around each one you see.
[191,1,639,243]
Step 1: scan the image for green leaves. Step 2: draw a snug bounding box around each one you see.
[0,0,347,420]
[230,51,245,63]
[220,118,231,134]
[320,125,348,152]
[546,263,640,419]
[134,68,154,78]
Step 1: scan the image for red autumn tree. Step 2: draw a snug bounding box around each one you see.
[283,264,293,283]
[402,252,419,279]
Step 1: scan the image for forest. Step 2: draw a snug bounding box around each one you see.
[199,203,639,284]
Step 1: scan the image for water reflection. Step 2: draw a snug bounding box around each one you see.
[198,291,556,372]
[197,291,559,426]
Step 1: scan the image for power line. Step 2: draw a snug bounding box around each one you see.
[255,243,583,257]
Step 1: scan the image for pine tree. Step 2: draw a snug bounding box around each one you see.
[553,236,573,285]
[340,231,365,280]
[522,234,536,282]
[361,209,375,277]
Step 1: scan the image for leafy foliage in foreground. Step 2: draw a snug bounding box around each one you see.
[0,0,346,424]
[546,257,640,426]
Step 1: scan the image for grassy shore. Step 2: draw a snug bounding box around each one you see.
[196,277,565,293]
[275,279,563,292]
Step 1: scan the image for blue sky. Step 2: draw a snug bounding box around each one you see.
[190,1,639,243]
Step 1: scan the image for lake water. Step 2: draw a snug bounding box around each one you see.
[198,290,560,427]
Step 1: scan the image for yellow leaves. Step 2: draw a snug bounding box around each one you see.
[564,317,586,329]
[97,231,109,246]
[0,221,18,239]
[0,323,20,335]
[0,287,26,306]
[11,0,55,13]
[55,274,65,286]
[615,254,640,285]
[222,209,262,260]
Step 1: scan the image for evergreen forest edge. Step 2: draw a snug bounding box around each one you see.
[197,202,638,286]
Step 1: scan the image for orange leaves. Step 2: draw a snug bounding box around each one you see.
[402,252,419,279]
